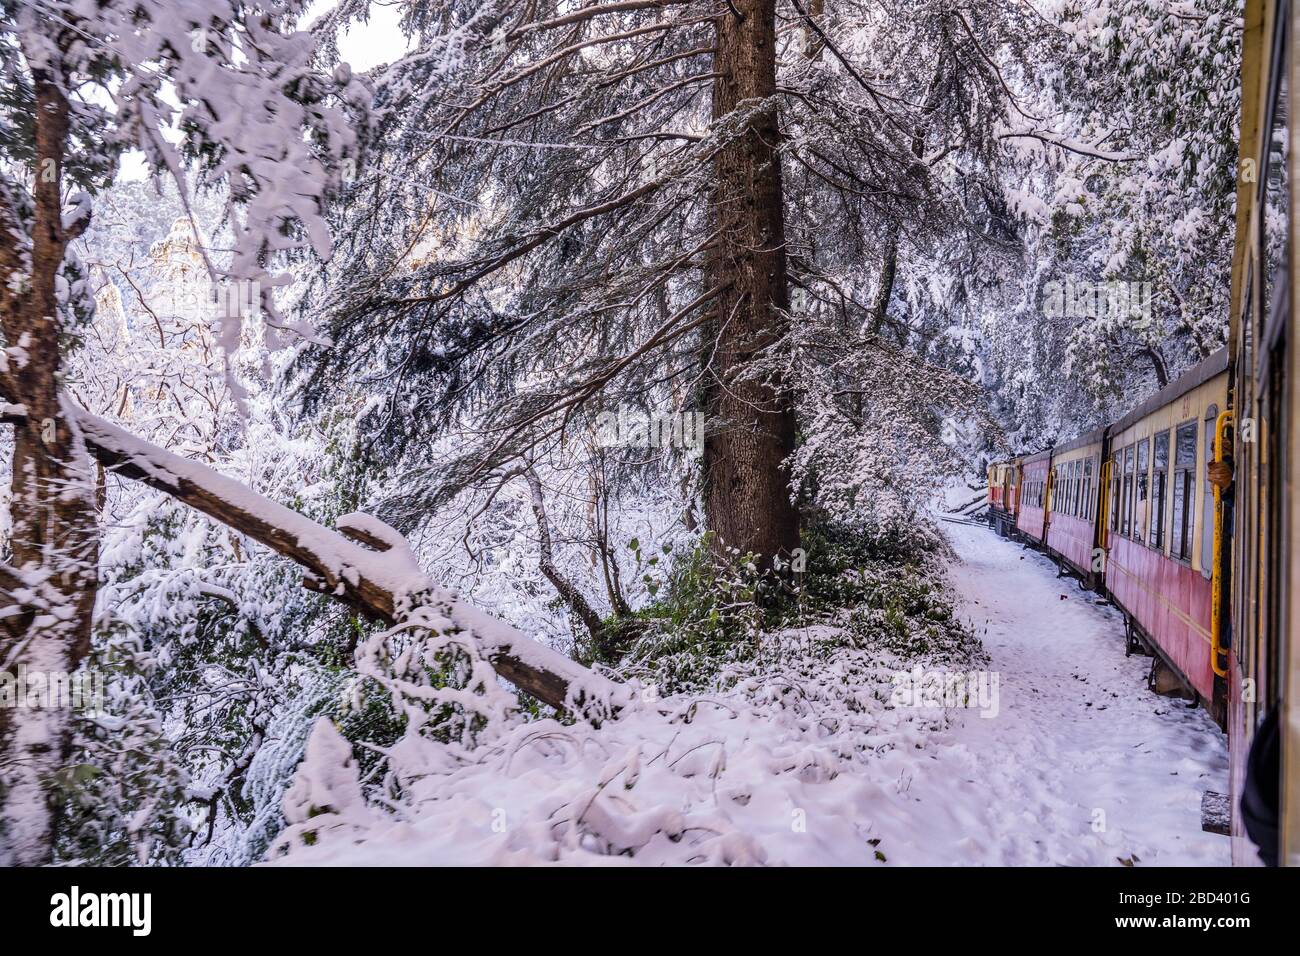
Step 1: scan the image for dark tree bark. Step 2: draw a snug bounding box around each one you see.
[1140,345,1169,389]
[869,226,900,336]
[701,0,800,568]
[0,67,99,866]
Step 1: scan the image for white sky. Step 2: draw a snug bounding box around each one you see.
[309,0,410,73]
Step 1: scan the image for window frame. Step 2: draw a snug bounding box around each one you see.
[1135,437,1150,543]
[1150,429,1170,551]
[1121,444,1135,536]
[1171,419,1198,564]
[1200,405,1219,578]
[1083,457,1094,522]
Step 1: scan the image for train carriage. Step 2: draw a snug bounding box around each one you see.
[1100,352,1230,712]
[986,457,1021,537]
[1015,451,1051,545]
[1045,429,1104,586]
[1226,0,1298,868]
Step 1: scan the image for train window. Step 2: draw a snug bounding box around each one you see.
[1121,445,1134,536]
[1110,456,1121,531]
[1150,431,1169,550]
[1083,458,1094,521]
[1135,439,1150,542]
[1172,422,1198,562]
[1200,407,1218,577]
[1073,460,1082,515]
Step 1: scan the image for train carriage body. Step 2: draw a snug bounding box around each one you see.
[1101,351,1229,706]
[1015,451,1051,544]
[987,457,1021,536]
[1045,429,1104,584]
[1227,0,1299,867]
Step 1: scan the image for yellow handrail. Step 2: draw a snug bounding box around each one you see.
[1210,410,1233,678]
[1098,458,1113,552]
[1044,465,1056,538]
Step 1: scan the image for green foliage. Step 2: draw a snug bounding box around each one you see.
[53,634,193,866]
[609,532,771,693]
[613,519,975,694]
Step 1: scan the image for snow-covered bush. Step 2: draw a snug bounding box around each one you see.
[268,557,985,866]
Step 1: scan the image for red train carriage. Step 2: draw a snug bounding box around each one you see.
[1045,428,1104,587]
[986,457,1021,537]
[1100,349,1229,716]
[1014,451,1051,545]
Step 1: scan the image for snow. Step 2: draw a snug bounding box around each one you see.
[269,517,1229,867]
[938,519,1229,865]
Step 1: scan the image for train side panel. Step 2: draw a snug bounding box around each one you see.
[1044,433,1104,580]
[1015,453,1050,543]
[1103,355,1228,705]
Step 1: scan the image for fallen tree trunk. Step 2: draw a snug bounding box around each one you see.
[2,404,617,713]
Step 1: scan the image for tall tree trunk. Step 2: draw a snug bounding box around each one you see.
[702,0,800,568]
[0,68,99,866]
[869,225,900,336]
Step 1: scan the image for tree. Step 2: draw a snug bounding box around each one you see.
[700,0,798,564]
[0,0,362,865]
[975,0,1242,441]
[297,0,1053,588]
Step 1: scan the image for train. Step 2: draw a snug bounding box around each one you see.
[985,0,1296,867]
[986,351,1228,714]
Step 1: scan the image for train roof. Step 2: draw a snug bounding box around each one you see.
[1051,426,1106,457]
[1107,347,1229,437]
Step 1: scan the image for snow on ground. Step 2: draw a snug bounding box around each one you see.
[272,519,1229,867]
[916,518,1230,865]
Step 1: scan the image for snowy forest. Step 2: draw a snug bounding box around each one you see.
[0,0,1244,868]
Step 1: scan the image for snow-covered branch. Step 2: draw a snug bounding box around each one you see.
[60,407,620,713]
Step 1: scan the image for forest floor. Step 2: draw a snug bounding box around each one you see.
[276,516,1232,867]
